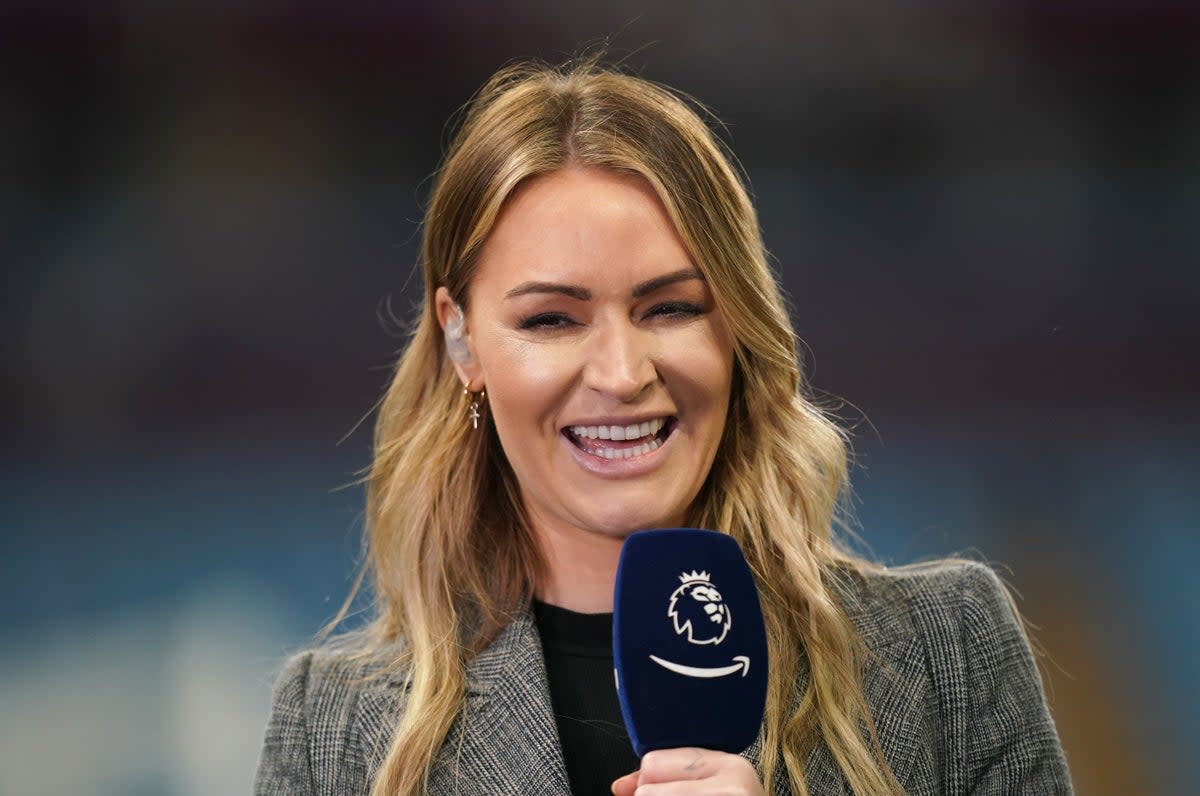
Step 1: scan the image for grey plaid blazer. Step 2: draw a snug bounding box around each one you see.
[254,560,1072,794]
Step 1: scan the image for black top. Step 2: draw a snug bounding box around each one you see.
[533,600,640,796]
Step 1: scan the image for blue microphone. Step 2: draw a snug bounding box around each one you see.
[613,528,769,756]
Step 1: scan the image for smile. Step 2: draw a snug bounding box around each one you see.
[564,417,676,460]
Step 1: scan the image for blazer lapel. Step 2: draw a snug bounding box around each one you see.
[427,610,571,796]
[350,612,570,796]
[745,586,934,795]
[842,580,937,794]
[737,656,853,796]
[861,635,933,790]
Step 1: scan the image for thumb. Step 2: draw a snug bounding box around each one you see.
[611,770,639,796]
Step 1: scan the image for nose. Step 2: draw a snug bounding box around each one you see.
[582,317,657,402]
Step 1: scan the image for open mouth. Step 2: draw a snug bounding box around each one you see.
[563,416,677,460]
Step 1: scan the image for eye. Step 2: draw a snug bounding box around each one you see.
[646,301,705,320]
[517,312,578,331]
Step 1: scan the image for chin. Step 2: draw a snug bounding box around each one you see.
[575,505,684,538]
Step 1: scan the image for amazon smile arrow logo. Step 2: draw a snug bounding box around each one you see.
[649,654,750,679]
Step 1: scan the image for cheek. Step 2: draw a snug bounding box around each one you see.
[662,327,735,408]
[480,337,578,425]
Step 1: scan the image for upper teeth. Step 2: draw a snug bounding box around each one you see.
[570,417,666,441]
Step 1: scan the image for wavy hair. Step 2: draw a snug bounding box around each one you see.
[354,59,903,796]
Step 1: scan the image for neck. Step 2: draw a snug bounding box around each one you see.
[533,523,624,614]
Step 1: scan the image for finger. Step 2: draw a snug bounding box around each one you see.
[636,748,714,784]
[611,770,639,796]
[633,781,759,796]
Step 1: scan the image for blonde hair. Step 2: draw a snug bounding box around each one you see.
[356,59,903,796]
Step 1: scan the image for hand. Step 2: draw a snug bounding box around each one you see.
[611,748,765,796]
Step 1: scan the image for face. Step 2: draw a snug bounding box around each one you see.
[437,166,735,552]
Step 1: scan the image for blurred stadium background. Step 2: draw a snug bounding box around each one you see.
[3,2,1197,794]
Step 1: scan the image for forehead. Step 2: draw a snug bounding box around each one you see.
[468,166,696,296]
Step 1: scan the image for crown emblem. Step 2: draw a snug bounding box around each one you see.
[678,570,711,584]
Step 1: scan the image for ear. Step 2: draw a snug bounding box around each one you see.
[435,286,483,389]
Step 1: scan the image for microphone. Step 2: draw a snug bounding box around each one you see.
[612,528,769,757]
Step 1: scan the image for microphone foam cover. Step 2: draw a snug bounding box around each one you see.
[613,528,768,757]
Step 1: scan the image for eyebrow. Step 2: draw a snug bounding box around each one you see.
[503,268,704,301]
[632,268,704,298]
[504,282,591,301]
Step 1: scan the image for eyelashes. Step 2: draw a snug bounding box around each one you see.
[648,301,706,319]
[518,312,576,331]
[517,302,706,331]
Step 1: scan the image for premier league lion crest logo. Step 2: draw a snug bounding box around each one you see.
[668,570,732,645]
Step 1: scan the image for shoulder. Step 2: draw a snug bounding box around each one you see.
[271,643,405,708]
[832,559,1046,719]
[270,641,410,748]
[844,557,1010,610]
[255,642,408,796]
[832,559,1074,793]
[832,558,1019,653]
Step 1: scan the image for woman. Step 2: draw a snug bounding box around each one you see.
[255,59,1072,796]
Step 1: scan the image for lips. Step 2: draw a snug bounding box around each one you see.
[564,417,676,459]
